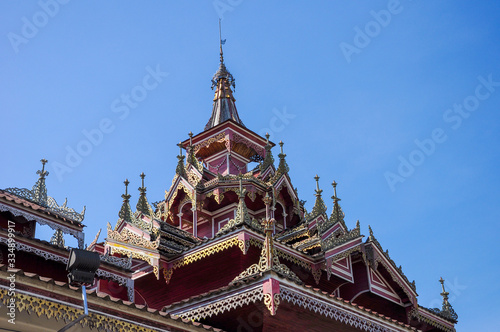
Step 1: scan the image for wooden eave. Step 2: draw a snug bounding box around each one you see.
[166,271,418,332]
[182,120,272,151]
[0,191,84,231]
[0,266,223,332]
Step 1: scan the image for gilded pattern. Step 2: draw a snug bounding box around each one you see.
[263,293,280,316]
[163,267,174,284]
[171,237,240,269]
[107,223,159,250]
[109,246,155,266]
[193,132,226,153]
[0,289,156,332]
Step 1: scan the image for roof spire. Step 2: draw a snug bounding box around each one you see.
[119,179,133,221]
[439,277,458,322]
[329,180,347,230]
[176,142,186,177]
[309,175,327,219]
[205,21,243,130]
[136,172,152,215]
[275,141,290,176]
[260,133,275,172]
[219,19,224,64]
[32,158,49,205]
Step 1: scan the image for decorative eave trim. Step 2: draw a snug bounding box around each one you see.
[0,201,84,249]
[0,233,130,286]
[280,283,417,332]
[167,274,417,332]
[410,307,456,332]
[0,280,217,331]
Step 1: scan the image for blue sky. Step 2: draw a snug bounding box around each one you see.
[1,1,499,330]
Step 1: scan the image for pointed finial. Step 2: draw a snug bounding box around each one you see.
[265,133,270,143]
[219,19,224,63]
[140,172,145,188]
[189,131,193,146]
[438,277,458,321]
[369,225,374,237]
[124,179,130,196]
[37,158,49,178]
[279,141,284,154]
[238,176,245,199]
[177,142,183,156]
[439,277,448,295]
[314,175,320,192]
[332,180,337,196]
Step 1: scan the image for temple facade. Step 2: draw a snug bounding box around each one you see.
[0,43,458,332]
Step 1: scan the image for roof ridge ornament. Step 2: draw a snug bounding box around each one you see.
[270,141,290,183]
[260,133,275,173]
[307,175,327,220]
[186,132,203,173]
[438,277,459,322]
[118,179,133,222]
[328,180,347,231]
[175,142,187,177]
[230,192,302,286]
[33,158,48,205]
[3,159,85,222]
[136,172,153,216]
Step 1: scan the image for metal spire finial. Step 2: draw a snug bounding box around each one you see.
[37,158,49,179]
[265,133,270,143]
[124,179,130,196]
[314,175,320,192]
[140,172,145,188]
[219,19,224,63]
[177,142,183,156]
[189,131,193,146]
[279,141,284,154]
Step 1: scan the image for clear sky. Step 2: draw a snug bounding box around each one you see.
[1,1,499,331]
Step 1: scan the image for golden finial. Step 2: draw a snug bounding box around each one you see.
[314,175,320,192]
[439,277,449,299]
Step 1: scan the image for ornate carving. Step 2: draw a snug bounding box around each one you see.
[101,248,132,270]
[3,159,86,223]
[194,132,226,153]
[232,132,265,157]
[231,217,302,285]
[109,246,154,266]
[175,286,264,321]
[280,287,394,332]
[321,220,361,251]
[409,307,456,332]
[263,293,280,316]
[172,237,240,269]
[107,223,159,250]
[0,289,153,332]
[163,267,174,284]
